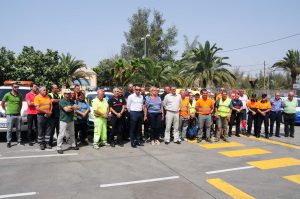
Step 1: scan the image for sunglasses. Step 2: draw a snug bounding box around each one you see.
[135,89,141,91]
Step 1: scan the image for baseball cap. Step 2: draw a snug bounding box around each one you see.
[63,89,72,94]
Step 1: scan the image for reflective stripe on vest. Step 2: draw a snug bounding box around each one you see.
[180,99,189,116]
[218,98,231,117]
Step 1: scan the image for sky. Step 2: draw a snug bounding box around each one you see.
[1,0,300,76]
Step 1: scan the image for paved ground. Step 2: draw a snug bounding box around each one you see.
[0,126,300,199]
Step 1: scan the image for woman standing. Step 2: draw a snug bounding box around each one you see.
[144,86,164,145]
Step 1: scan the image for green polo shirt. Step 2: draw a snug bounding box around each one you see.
[283,98,297,114]
[2,92,22,115]
[60,98,74,123]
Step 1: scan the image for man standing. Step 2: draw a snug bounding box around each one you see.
[215,91,232,142]
[269,92,283,137]
[239,89,248,134]
[127,85,144,148]
[246,94,258,137]
[228,93,244,137]
[1,83,23,148]
[26,83,38,146]
[160,86,170,101]
[57,89,79,154]
[92,89,109,149]
[196,89,214,143]
[179,90,190,141]
[34,86,52,150]
[163,86,182,144]
[108,87,125,147]
[283,91,297,138]
[160,86,171,139]
[257,94,271,138]
[48,84,61,146]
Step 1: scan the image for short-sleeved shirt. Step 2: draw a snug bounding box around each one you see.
[283,98,297,114]
[270,97,283,112]
[92,97,109,117]
[257,101,271,110]
[26,92,37,114]
[247,100,258,112]
[108,97,125,116]
[145,96,162,113]
[48,92,61,118]
[230,99,243,113]
[2,92,22,115]
[75,100,90,121]
[196,98,214,115]
[34,94,52,114]
[60,98,74,123]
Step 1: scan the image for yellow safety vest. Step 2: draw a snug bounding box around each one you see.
[217,98,231,117]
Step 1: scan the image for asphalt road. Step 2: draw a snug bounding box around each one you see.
[0,127,299,199]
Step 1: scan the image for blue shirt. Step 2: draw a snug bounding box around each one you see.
[75,100,90,121]
[270,97,283,112]
[145,96,162,113]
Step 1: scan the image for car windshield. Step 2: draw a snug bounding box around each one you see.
[87,93,113,105]
[0,89,30,101]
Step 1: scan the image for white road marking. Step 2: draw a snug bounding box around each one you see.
[0,192,37,198]
[206,166,255,174]
[0,153,78,160]
[100,176,180,188]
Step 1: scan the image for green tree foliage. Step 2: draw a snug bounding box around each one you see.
[180,41,235,88]
[121,8,178,61]
[93,58,115,87]
[0,47,16,84]
[272,50,300,88]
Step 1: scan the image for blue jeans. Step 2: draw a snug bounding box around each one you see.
[129,111,143,144]
[6,115,22,143]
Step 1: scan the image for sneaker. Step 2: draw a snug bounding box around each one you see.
[57,149,63,154]
[110,142,116,147]
[175,140,181,144]
[7,142,11,148]
[40,144,45,150]
[17,142,25,146]
[71,146,79,150]
[93,145,100,149]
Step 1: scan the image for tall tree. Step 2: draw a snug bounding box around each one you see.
[272,49,300,88]
[180,41,235,88]
[93,58,116,87]
[121,8,178,61]
[0,47,16,84]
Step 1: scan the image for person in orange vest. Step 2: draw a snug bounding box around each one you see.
[179,90,190,141]
[246,94,258,136]
[196,89,214,143]
[257,93,271,138]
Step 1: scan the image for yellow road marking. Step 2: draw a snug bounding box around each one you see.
[188,139,207,143]
[207,178,255,199]
[219,148,271,157]
[200,142,244,149]
[283,174,300,185]
[247,157,300,170]
[241,135,300,150]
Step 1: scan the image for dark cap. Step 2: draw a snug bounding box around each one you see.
[251,94,257,98]
[262,93,267,98]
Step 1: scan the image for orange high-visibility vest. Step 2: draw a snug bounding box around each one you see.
[196,98,214,115]
[179,99,190,116]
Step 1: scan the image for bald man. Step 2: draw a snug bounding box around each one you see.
[283,91,297,138]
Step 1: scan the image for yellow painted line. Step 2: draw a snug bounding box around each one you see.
[247,157,300,170]
[188,139,206,143]
[283,174,300,185]
[241,135,300,150]
[219,148,271,157]
[207,178,255,199]
[200,142,244,149]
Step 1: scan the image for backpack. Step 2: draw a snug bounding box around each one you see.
[186,119,198,139]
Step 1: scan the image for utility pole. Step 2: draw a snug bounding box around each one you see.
[263,61,266,91]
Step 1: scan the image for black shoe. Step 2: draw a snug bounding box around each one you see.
[228,133,232,137]
[81,141,89,146]
[246,133,250,137]
[29,142,34,146]
[206,139,212,143]
[275,135,281,138]
[131,143,137,148]
[57,150,63,154]
[118,143,124,147]
[46,144,52,149]
[7,143,11,148]
[236,134,240,137]
[71,146,79,150]
[136,142,144,146]
[269,133,273,137]
[197,139,202,143]
[110,142,116,147]
[265,135,269,139]
[284,134,288,137]
[165,142,169,145]
[175,140,181,144]
[40,144,45,150]
[290,135,294,138]
[17,142,25,146]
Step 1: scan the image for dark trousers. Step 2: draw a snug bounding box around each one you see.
[27,114,37,142]
[229,112,242,135]
[37,114,51,144]
[148,112,162,140]
[270,111,282,136]
[49,117,60,145]
[283,113,295,137]
[123,111,130,140]
[75,121,88,142]
[247,113,258,135]
[129,111,143,145]
[257,113,269,136]
[110,116,123,142]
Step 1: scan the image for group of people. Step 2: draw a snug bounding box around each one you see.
[1,82,298,154]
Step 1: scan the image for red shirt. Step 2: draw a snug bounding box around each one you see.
[26,92,37,114]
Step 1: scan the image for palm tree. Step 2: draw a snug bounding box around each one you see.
[272,50,300,88]
[180,41,235,88]
[58,53,86,87]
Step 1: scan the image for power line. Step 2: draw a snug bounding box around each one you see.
[220,33,300,53]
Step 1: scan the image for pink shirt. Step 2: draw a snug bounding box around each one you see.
[26,92,37,114]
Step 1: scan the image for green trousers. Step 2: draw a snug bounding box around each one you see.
[94,117,107,145]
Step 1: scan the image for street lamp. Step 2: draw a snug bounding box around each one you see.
[141,34,150,58]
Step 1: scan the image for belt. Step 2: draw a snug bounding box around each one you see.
[271,110,282,112]
[199,113,211,115]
